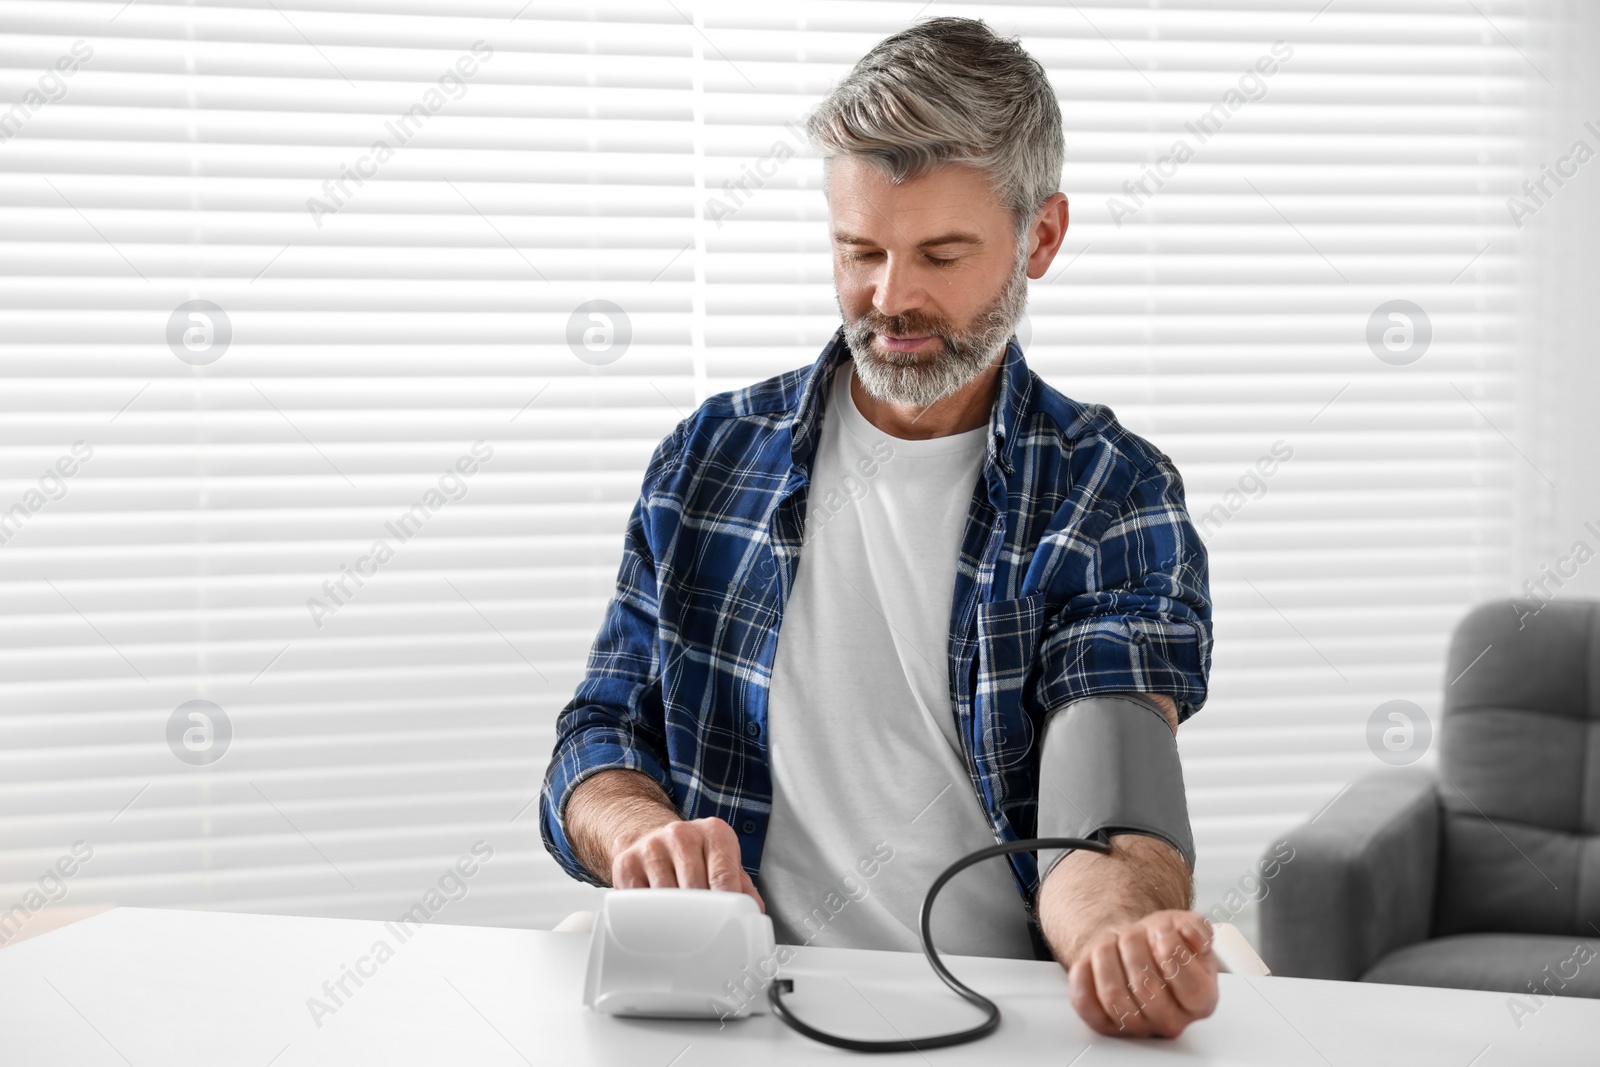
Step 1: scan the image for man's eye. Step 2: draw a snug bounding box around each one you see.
[841,251,955,267]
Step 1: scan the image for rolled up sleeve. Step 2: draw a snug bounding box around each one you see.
[538,426,684,886]
[1032,456,1212,723]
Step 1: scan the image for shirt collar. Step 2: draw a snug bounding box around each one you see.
[791,326,1030,478]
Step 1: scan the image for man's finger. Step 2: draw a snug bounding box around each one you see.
[698,819,756,903]
[1116,929,1189,1039]
[637,839,679,888]
[611,849,647,890]
[739,870,766,913]
[608,844,633,889]
[1153,920,1218,1018]
[702,822,745,894]
[695,818,764,911]
[664,822,710,889]
[1089,936,1152,1037]
[1171,912,1216,959]
[1067,955,1119,1036]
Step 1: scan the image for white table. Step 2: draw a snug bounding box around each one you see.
[0,907,1591,1065]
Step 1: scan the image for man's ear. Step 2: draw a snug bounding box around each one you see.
[1024,192,1069,280]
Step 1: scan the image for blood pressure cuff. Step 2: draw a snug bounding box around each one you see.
[1035,693,1195,883]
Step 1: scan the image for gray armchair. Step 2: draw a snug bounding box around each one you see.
[1260,598,1600,997]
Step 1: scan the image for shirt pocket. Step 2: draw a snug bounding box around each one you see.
[974,592,1049,772]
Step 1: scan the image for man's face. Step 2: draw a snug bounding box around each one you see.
[827,156,1031,407]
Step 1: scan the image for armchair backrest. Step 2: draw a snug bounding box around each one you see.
[1434,598,1600,938]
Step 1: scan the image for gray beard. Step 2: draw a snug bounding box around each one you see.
[839,240,1030,408]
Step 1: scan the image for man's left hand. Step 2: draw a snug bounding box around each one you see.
[1066,909,1218,1039]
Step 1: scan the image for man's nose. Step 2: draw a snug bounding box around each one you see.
[872,252,930,326]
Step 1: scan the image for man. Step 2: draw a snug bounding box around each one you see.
[540,17,1217,1039]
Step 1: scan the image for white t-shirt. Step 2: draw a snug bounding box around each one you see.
[755,358,1038,960]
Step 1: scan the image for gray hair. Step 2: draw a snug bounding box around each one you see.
[804,17,1064,249]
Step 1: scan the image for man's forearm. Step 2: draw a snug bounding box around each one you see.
[565,768,681,884]
[1038,832,1192,967]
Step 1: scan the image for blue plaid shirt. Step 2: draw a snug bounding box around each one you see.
[540,327,1212,912]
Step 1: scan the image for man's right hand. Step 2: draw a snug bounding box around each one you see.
[566,769,765,913]
[611,817,766,912]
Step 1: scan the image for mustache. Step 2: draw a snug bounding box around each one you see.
[859,314,949,339]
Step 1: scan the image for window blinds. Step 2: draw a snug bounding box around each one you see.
[0,0,1528,935]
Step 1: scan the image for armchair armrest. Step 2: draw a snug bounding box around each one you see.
[1259,768,1441,980]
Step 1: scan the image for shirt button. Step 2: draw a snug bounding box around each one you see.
[741,820,756,835]
[745,722,760,737]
